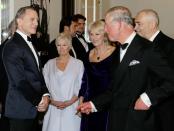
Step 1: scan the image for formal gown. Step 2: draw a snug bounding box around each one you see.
[80,49,118,131]
[42,56,84,131]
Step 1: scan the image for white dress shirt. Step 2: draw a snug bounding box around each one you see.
[120,31,136,62]
[76,34,89,52]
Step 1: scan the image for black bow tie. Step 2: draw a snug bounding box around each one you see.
[120,43,128,50]
[76,32,84,38]
[27,36,32,42]
[77,34,84,38]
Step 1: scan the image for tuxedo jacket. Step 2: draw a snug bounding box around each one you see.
[152,31,174,131]
[153,31,174,68]
[2,32,48,119]
[72,36,93,64]
[92,34,174,131]
[0,40,9,115]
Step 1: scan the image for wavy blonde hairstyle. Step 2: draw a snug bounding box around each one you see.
[88,20,110,45]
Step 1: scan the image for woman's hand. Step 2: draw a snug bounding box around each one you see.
[50,99,72,109]
[50,95,78,109]
[50,99,65,109]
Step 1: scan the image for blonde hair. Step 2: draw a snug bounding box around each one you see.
[55,32,72,48]
[88,20,110,45]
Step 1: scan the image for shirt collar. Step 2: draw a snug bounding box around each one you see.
[122,31,136,49]
[149,30,160,41]
[16,29,29,42]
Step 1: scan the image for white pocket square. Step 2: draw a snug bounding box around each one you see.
[129,60,140,66]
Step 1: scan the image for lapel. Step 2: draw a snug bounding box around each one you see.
[113,35,143,89]
[14,33,42,72]
[73,37,86,52]
[31,43,42,71]
[153,31,163,47]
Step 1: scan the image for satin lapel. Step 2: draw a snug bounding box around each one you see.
[153,31,163,47]
[15,33,41,72]
[32,44,42,71]
[24,43,41,71]
[113,35,142,89]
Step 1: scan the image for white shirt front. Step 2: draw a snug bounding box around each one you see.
[76,34,89,52]
[120,31,136,62]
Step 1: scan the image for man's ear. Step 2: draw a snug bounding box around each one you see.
[150,21,156,30]
[64,26,70,32]
[16,18,22,27]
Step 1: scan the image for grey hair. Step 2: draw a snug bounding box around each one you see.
[55,32,72,48]
[106,6,133,26]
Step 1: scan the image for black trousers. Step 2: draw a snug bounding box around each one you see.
[9,118,36,131]
[0,116,10,131]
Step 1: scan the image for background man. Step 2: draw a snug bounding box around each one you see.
[72,14,93,64]
[135,9,174,131]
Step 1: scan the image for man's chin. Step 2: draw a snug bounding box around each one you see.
[31,31,37,35]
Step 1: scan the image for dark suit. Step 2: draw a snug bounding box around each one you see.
[92,34,174,131]
[2,32,48,119]
[72,36,93,64]
[0,39,9,115]
[153,31,174,68]
[152,31,174,131]
[0,39,10,131]
[48,39,58,60]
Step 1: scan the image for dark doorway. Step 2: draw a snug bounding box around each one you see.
[62,0,74,17]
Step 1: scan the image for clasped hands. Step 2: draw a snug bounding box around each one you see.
[76,101,93,115]
[76,97,150,115]
[51,99,73,109]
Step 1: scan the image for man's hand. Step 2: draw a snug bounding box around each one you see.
[134,97,150,110]
[76,101,92,115]
[37,96,50,112]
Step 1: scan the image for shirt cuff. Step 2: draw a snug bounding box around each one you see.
[43,93,50,97]
[140,93,152,107]
[90,101,97,112]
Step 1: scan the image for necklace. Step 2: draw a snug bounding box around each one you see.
[95,46,108,61]
[97,56,100,60]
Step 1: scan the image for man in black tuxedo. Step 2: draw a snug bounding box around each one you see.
[2,6,49,131]
[135,9,174,131]
[77,6,174,131]
[72,14,93,64]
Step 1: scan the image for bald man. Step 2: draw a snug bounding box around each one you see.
[135,9,174,131]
